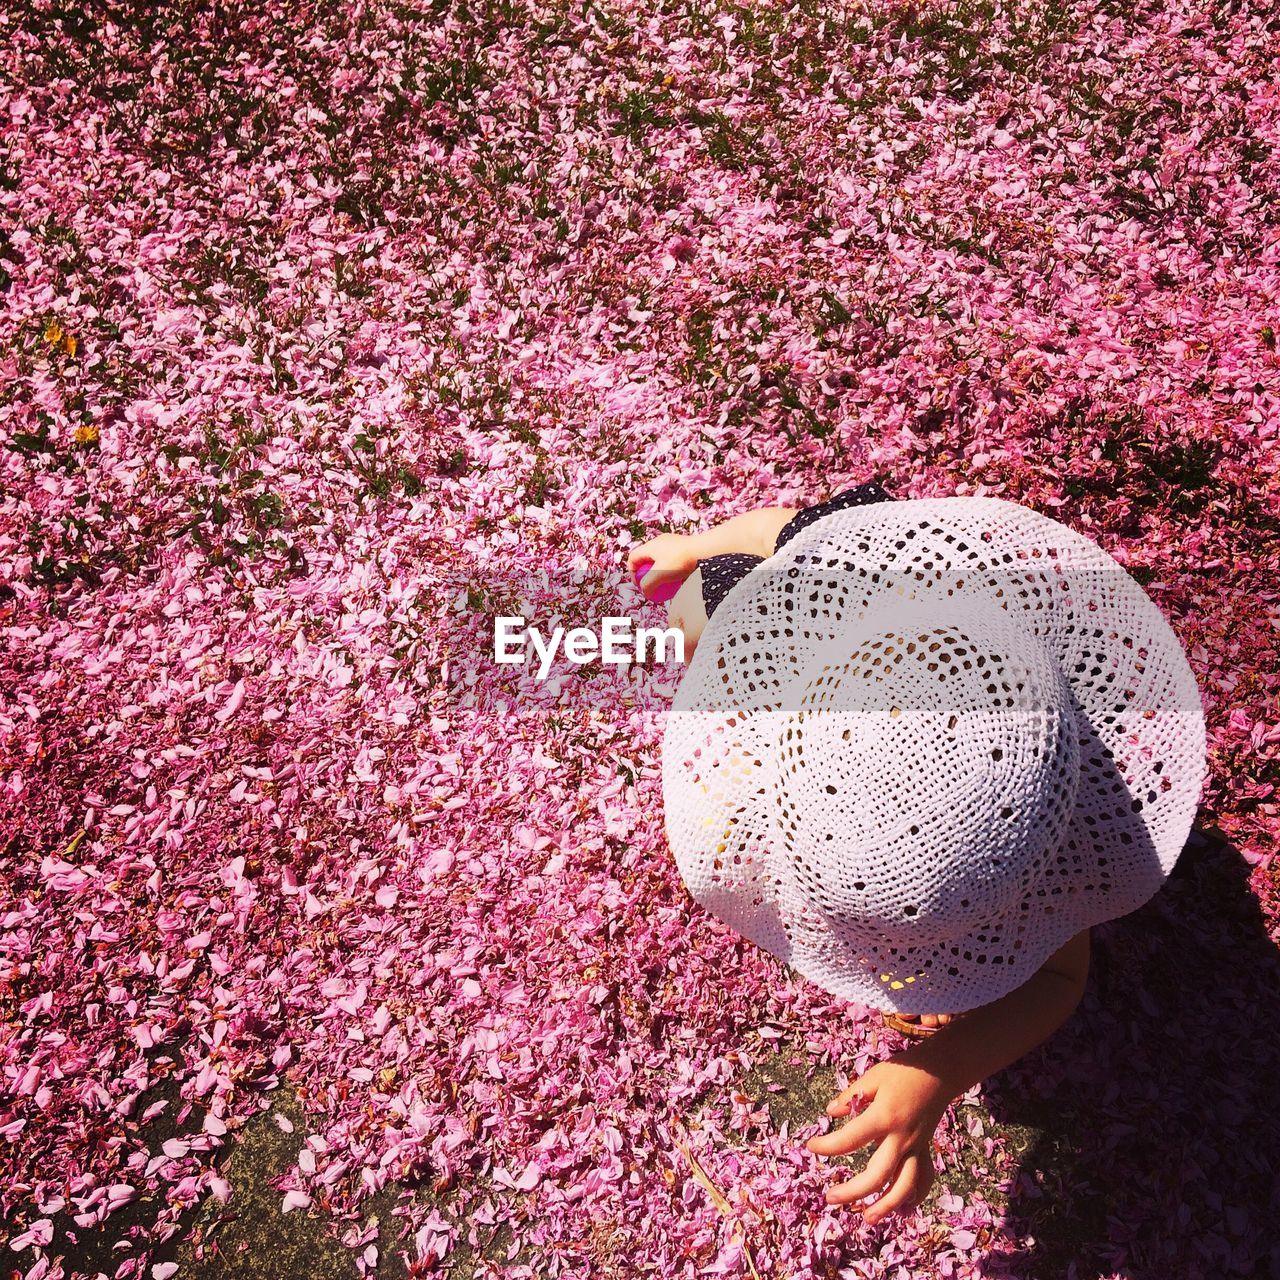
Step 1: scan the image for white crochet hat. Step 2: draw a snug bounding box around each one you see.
[662,496,1207,1015]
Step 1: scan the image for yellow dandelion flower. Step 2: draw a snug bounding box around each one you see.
[74,424,99,445]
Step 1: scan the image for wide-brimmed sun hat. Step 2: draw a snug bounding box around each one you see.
[661,496,1207,1015]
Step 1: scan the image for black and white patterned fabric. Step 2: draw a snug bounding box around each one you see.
[698,480,896,618]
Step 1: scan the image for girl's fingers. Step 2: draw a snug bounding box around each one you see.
[628,536,701,599]
[627,538,666,571]
[804,1101,882,1157]
[826,1079,875,1117]
[821,1133,903,1206]
[639,567,686,600]
[862,1154,926,1224]
[628,536,692,574]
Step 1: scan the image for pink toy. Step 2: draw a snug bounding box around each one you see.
[632,558,686,604]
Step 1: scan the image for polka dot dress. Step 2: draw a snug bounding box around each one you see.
[699,480,896,618]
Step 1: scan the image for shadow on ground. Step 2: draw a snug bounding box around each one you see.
[979,827,1280,1280]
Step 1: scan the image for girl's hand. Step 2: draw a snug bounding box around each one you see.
[627,533,700,602]
[805,1058,952,1224]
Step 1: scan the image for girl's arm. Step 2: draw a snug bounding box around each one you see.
[686,506,800,561]
[806,929,1091,1222]
[626,506,799,599]
[897,927,1091,1098]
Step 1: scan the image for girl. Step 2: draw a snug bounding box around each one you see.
[631,481,1204,1222]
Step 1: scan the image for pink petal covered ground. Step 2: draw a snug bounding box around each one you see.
[2,0,1278,1277]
